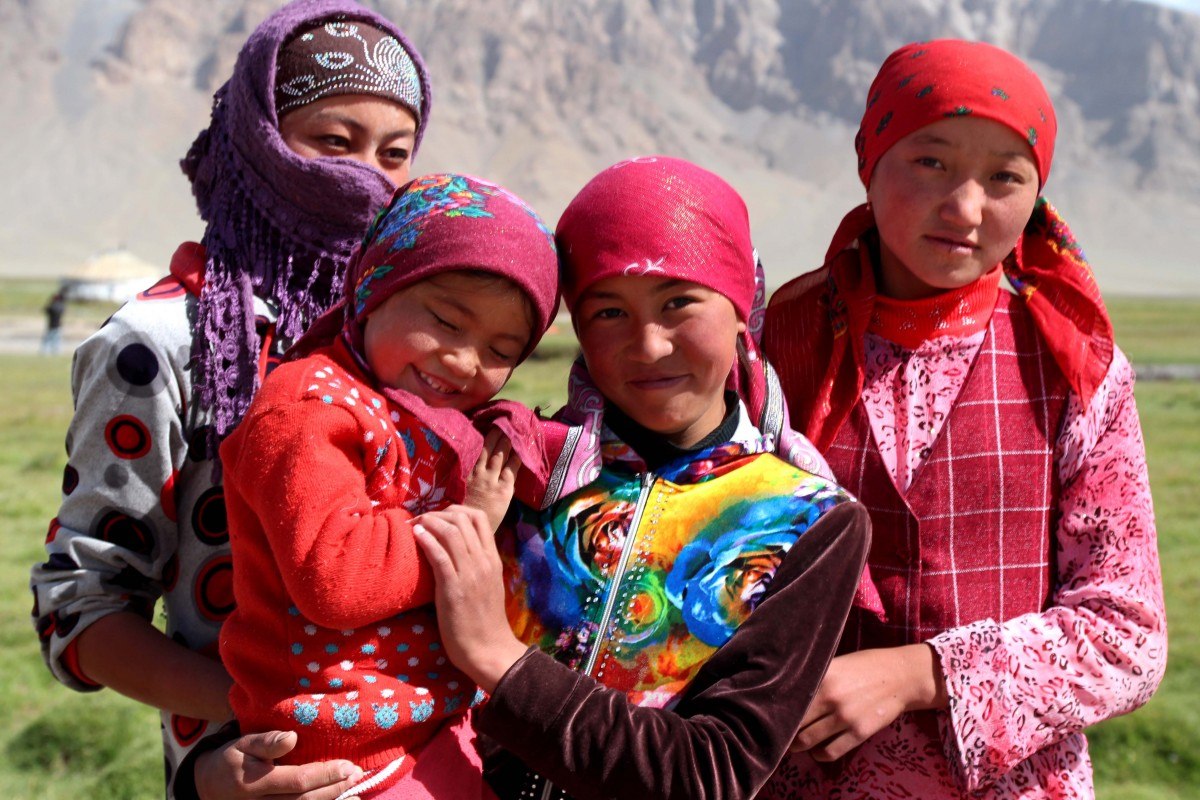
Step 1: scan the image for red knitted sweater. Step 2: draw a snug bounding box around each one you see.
[219,340,480,772]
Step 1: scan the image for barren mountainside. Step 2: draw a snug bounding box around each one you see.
[3,0,1199,293]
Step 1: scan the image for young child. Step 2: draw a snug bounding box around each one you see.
[762,39,1167,798]
[29,2,431,796]
[217,173,560,799]
[413,156,872,800]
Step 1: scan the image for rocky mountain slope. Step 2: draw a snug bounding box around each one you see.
[3,0,1199,293]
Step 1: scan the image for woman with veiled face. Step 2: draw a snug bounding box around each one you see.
[30,2,432,797]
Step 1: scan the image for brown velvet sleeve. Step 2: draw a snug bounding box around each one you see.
[475,501,871,800]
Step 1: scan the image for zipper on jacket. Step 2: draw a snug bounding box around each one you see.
[582,471,654,678]
[540,471,655,800]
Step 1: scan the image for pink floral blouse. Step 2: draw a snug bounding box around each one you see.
[765,332,1167,798]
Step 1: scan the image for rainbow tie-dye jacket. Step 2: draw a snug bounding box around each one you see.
[499,422,854,713]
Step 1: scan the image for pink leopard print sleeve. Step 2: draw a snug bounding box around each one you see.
[928,347,1167,791]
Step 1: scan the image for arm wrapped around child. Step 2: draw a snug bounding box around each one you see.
[418,468,871,800]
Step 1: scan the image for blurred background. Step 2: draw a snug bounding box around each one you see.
[1,1,1196,798]
[3,0,1200,293]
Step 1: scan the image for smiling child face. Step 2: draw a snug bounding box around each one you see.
[573,275,744,449]
[363,272,533,412]
[868,116,1040,300]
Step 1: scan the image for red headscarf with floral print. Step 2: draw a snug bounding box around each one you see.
[766,39,1114,452]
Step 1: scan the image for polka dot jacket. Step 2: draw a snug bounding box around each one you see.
[217,338,480,772]
[29,243,279,797]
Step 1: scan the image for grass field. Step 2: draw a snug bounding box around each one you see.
[0,290,1196,798]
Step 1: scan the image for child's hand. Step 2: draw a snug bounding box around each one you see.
[412,505,529,692]
[195,730,362,799]
[790,644,949,761]
[463,428,522,532]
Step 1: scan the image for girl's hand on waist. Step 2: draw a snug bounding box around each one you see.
[412,505,527,692]
[195,730,362,800]
[791,644,949,762]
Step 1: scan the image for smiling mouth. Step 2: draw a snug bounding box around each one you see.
[414,368,462,395]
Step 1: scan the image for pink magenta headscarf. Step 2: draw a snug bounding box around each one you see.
[766,39,1114,453]
[528,156,828,509]
[291,173,560,501]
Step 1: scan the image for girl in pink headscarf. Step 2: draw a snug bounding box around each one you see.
[414,156,870,800]
[763,39,1166,798]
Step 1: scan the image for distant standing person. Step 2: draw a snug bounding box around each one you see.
[762,39,1167,798]
[28,1,432,797]
[41,289,66,355]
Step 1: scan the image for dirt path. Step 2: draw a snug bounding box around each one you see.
[0,315,96,355]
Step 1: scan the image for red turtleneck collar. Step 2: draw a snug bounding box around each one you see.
[868,267,1002,349]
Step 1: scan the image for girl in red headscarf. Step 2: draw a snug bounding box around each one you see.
[414,156,871,800]
[762,39,1166,798]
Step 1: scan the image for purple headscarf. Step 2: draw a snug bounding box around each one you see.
[180,0,432,464]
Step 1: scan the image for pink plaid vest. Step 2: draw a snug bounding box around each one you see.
[829,292,1070,649]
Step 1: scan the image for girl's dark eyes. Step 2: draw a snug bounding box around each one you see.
[592,307,624,320]
[664,296,700,311]
[381,147,410,162]
[318,134,351,149]
[908,156,1030,185]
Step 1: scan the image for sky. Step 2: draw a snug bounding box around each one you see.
[1135,0,1200,12]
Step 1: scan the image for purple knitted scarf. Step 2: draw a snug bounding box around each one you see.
[180,0,432,463]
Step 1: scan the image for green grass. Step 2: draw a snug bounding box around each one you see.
[0,297,1196,798]
[0,354,165,799]
[1091,380,1200,800]
[0,279,61,315]
[1107,297,1200,366]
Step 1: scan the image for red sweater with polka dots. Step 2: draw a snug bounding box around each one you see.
[219,340,480,772]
